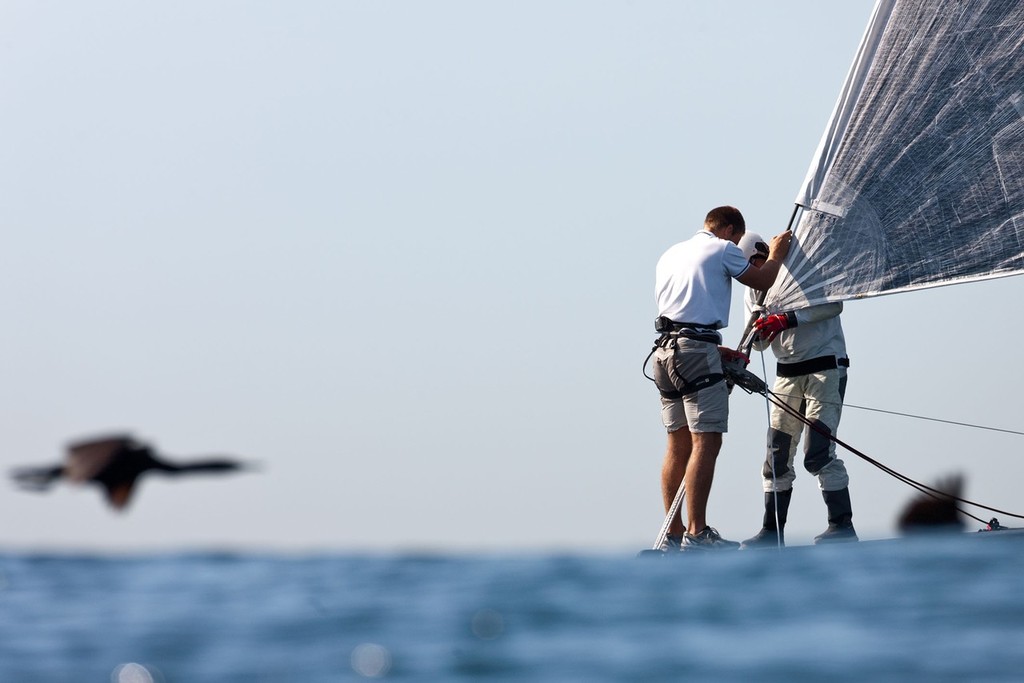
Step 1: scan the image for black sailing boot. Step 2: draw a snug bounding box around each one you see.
[740,489,792,549]
[814,487,858,544]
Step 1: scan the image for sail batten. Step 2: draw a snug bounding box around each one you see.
[767,0,1024,311]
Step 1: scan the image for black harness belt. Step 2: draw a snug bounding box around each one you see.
[653,329,726,399]
[776,355,851,378]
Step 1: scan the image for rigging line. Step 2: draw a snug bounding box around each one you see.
[651,479,686,551]
[766,391,1024,437]
[763,390,1024,524]
[841,403,1024,437]
[755,348,784,548]
[764,393,993,524]
[763,393,992,524]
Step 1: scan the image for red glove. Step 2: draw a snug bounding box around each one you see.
[753,312,796,343]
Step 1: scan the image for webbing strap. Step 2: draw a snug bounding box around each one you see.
[777,354,838,377]
[658,372,726,399]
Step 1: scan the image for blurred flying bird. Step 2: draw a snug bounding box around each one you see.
[10,434,250,510]
[897,474,965,534]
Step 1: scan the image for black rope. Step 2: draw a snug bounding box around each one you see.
[762,387,1024,525]
[643,345,657,382]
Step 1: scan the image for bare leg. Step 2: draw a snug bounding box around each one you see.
[685,431,723,535]
[661,428,692,538]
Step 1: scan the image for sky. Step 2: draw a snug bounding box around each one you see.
[2,0,1022,553]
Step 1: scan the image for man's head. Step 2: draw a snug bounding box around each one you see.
[738,231,769,266]
[704,206,746,244]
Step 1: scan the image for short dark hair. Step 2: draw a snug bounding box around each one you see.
[704,206,745,235]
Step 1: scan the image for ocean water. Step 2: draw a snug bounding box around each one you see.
[2,535,1023,682]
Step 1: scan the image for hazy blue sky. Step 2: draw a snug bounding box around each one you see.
[3,1,1021,552]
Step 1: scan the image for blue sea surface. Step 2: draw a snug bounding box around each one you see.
[2,535,1023,682]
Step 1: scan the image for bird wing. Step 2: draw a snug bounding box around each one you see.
[65,435,133,482]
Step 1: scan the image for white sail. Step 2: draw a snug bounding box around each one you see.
[766,0,1024,311]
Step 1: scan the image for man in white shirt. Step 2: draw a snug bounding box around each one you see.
[652,206,790,551]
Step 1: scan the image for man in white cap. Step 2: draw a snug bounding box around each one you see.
[737,231,856,547]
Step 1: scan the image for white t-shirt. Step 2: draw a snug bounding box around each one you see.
[655,230,750,328]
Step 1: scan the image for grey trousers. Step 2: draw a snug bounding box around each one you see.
[762,368,850,492]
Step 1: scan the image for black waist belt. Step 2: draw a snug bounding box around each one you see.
[678,331,721,344]
[668,321,718,331]
[656,331,721,346]
[655,316,718,333]
[776,355,850,377]
[655,319,721,345]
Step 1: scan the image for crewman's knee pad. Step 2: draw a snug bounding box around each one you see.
[803,419,833,475]
[763,429,792,480]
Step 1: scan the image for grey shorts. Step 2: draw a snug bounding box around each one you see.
[652,337,729,433]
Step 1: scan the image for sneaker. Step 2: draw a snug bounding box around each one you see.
[813,523,858,544]
[739,527,784,549]
[681,526,740,550]
[659,534,683,552]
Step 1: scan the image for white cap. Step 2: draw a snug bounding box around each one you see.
[738,231,769,263]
